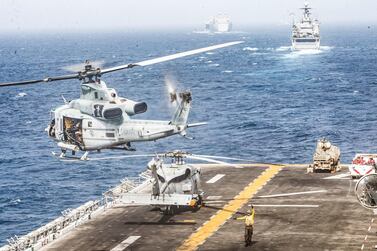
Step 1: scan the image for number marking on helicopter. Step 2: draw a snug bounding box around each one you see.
[177,165,283,251]
[206,174,225,184]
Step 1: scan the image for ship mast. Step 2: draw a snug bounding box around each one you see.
[301,2,312,20]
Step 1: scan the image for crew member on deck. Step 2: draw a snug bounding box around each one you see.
[234,205,255,247]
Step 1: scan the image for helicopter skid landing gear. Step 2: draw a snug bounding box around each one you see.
[52,150,89,161]
[111,143,136,151]
[80,151,89,161]
[124,142,136,151]
[59,149,67,158]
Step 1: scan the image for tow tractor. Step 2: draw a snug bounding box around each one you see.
[307,138,341,173]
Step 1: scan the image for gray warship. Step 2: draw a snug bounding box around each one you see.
[292,2,320,50]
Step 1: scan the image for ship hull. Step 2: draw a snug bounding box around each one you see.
[292,38,320,50]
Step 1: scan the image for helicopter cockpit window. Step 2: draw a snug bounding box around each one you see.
[81,85,92,95]
[48,118,56,138]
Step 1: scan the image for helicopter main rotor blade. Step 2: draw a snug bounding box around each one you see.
[191,154,286,167]
[0,41,242,87]
[0,73,79,87]
[87,154,155,161]
[186,155,242,168]
[100,41,244,74]
[192,154,254,162]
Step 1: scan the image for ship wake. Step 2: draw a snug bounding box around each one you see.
[283,46,333,58]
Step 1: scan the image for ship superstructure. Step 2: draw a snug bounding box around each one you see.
[205,14,232,33]
[292,2,320,50]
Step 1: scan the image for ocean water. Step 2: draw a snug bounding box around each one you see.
[1,27,377,244]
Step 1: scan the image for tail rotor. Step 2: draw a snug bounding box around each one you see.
[164,73,179,107]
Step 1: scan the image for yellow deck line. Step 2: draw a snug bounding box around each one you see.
[177,165,283,251]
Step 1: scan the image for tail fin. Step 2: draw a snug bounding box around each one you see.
[171,91,192,125]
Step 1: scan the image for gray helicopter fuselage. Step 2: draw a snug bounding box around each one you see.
[48,80,189,151]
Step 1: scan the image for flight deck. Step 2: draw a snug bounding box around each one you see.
[40,164,376,251]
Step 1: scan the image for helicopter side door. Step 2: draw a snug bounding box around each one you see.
[62,117,84,148]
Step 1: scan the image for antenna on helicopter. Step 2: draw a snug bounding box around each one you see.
[61,95,68,104]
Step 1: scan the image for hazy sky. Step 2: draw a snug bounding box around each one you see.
[0,0,376,32]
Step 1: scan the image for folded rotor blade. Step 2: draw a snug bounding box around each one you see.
[0,73,79,87]
[101,41,244,74]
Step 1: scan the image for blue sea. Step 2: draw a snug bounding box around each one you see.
[0,27,377,244]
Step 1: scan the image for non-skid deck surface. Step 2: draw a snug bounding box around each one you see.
[43,164,375,251]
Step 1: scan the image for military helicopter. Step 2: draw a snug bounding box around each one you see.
[111,150,246,214]
[0,41,243,160]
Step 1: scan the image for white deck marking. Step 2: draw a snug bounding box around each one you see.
[204,201,226,204]
[253,204,319,208]
[323,173,351,180]
[206,195,222,200]
[258,190,327,198]
[206,174,225,184]
[361,217,374,250]
[111,236,141,251]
